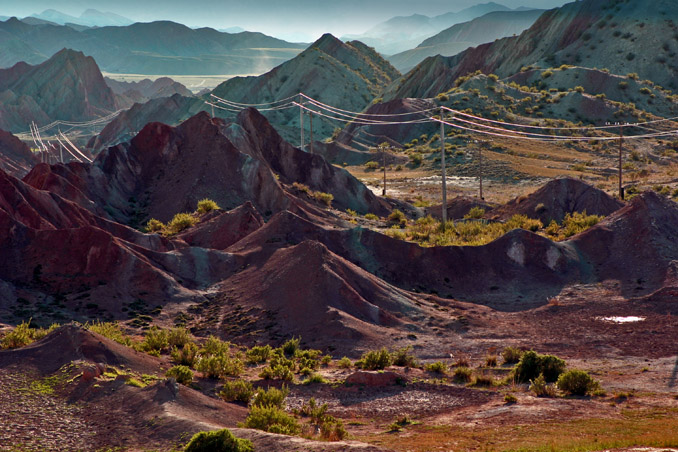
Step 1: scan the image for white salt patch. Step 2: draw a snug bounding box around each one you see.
[599,316,646,324]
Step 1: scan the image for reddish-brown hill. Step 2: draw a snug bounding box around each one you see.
[487,178,623,224]
[571,191,678,298]
[0,129,38,177]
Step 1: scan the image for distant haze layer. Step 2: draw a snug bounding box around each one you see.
[1,0,568,41]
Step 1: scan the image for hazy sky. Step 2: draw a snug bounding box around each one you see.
[0,0,570,41]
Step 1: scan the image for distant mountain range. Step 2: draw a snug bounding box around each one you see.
[0,17,306,76]
[388,9,545,72]
[341,2,532,55]
[28,9,134,28]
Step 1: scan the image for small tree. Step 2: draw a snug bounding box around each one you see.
[184,429,253,452]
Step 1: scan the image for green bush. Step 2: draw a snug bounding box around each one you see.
[313,191,334,207]
[184,428,253,452]
[464,207,486,220]
[171,342,199,367]
[139,326,169,353]
[196,199,220,215]
[282,337,300,356]
[246,345,272,364]
[514,351,566,383]
[86,321,132,346]
[529,373,557,397]
[364,213,379,221]
[391,346,418,367]
[356,348,392,370]
[364,161,379,171]
[557,369,600,395]
[166,212,198,235]
[145,218,165,233]
[166,365,194,385]
[337,357,353,369]
[453,367,473,383]
[167,327,191,348]
[387,209,406,225]
[1,320,58,349]
[425,361,448,374]
[501,347,523,364]
[251,385,289,409]
[259,364,294,381]
[197,354,244,379]
[243,406,300,435]
[219,380,255,404]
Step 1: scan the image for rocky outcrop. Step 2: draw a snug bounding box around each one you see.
[0,48,118,133]
[487,178,623,224]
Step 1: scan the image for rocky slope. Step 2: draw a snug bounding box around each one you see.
[0,48,118,133]
[211,33,399,143]
[386,0,678,101]
[389,9,545,73]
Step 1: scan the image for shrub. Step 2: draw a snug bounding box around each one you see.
[166,212,198,235]
[184,428,253,452]
[504,393,518,404]
[337,357,353,369]
[409,153,423,166]
[501,347,523,364]
[171,342,199,367]
[529,373,557,397]
[138,326,169,353]
[485,355,498,367]
[196,199,220,215]
[471,372,495,387]
[515,351,566,383]
[574,86,585,93]
[259,364,294,381]
[304,373,326,384]
[167,327,191,348]
[541,70,554,79]
[251,385,289,409]
[391,346,418,367]
[219,380,255,404]
[357,348,392,370]
[387,209,406,225]
[197,350,244,379]
[364,213,379,221]
[292,182,310,194]
[313,191,333,207]
[464,207,486,220]
[364,161,379,171]
[453,367,473,383]
[243,406,300,435]
[146,218,165,233]
[1,320,44,349]
[87,321,132,346]
[246,345,272,364]
[166,365,194,385]
[282,337,300,356]
[425,361,448,374]
[557,369,600,395]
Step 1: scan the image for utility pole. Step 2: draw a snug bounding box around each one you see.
[440,108,447,226]
[299,95,304,151]
[479,141,484,200]
[618,124,624,200]
[381,144,387,196]
[309,111,314,154]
